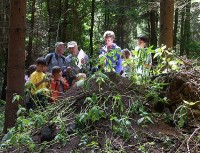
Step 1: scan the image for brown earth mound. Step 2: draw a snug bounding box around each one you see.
[42,72,199,152]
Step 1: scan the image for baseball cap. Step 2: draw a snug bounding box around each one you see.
[55,42,65,48]
[67,41,77,48]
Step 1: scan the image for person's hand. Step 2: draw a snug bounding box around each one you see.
[43,75,50,82]
[60,77,65,84]
[66,67,72,73]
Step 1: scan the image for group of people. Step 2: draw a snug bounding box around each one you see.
[25,30,151,109]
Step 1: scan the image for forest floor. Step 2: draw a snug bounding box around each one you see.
[0,67,200,153]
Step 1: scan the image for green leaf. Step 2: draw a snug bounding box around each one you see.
[76,79,85,87]
[137,117,144,125]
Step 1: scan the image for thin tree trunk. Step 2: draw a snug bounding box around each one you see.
[47,0,52,50]
[1,50,8,101]
[184,0,191,56]
[62,0,68,42]
[149,10,157,48]
[4,0,26,132]
[173,8,179,50]
[26,0,35,68]
[0,0,9,101]
[159,0,174,48]
[58,0,62,40]
[89,0,95,58]
[180,11,185,56]
[71,0,78,40]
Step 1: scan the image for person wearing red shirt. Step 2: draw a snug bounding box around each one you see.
[50,66,69,102]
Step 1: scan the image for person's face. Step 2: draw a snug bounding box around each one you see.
[137,38,146,49]
[105,37,114,47]
[69,45,78,56]
[53,71,62,80]
[43,65,48,73]
[56,44,65,54]
[37,64,46,72]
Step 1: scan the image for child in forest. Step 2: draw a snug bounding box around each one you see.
[25,64,37,84]
[28,57,50,109]
[121,49,133,77]
[49,66,69,102]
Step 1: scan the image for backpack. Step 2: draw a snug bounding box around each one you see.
[47,53,65,65]
[47,53,67,77]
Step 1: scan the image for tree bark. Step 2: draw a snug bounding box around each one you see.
[149,9,157,48]
[184,0,191,56]
[58,0,62,41]
[4,0,26,132]
[159,0,174,48]
[62,0,69,42]
[0,0,9,101]
[26,0,35,68]
[46,0,52,50]
[180,11,185,56]
[89,0,95,58]
[173,7,179,50]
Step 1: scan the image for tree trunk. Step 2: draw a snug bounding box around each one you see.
[0,0,9,101]
[62,0,69,42]
[26,0,35,68]
[71,0,78,40]
[173,7,179,50]
[180,11,185,56]
[149,10,157,48]
[159,0,174,48]
[89,0,95,58]
[4,0,26,132]
[58,0,62,41]
[1,50,8,101]
[46,0,52,50]
[184,0,191,56]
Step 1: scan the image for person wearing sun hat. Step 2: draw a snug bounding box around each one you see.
[45,42,67,73]
[65,41,89,86]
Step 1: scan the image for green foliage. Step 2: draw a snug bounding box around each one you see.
[112,94,124,113]
[12,94,23,103]
[137,111,154,126]
[146,81,169,104]
[110,115,131,140]
[0,106,36,152]
[172,100,197,128]
[76,106,106,127]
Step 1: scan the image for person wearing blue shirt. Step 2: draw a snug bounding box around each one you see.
[99,31,122,74]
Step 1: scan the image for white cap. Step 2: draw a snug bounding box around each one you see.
[67,41,77,48]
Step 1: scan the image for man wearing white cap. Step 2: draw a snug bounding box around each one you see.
[65,41,89,86]
[45,42,67,73]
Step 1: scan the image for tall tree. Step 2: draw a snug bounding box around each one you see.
[149,9,157,48]
[180,9,185,55]
[159,0,174,48]
[184,0,191,56]
[0,0,9,101]
[62,0,69,42]
[89,0,95,58]
[173,7,179,50]
[26,0,36,68]
[4,0,26,132]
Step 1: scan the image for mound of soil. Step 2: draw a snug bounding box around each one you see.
[42,72,200,152]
